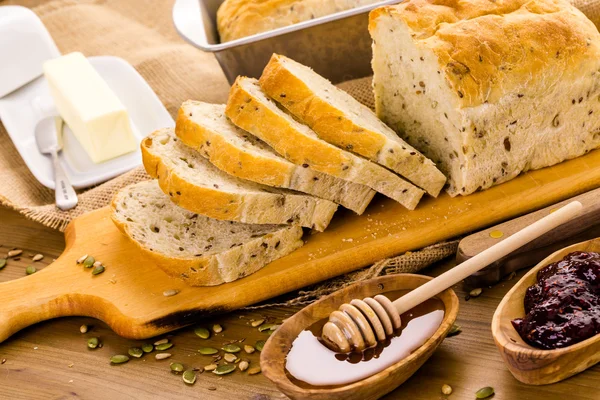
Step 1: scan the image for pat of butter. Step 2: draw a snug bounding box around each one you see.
[43,52,137,163]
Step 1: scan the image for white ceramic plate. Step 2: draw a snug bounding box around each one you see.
[0,56,174,190]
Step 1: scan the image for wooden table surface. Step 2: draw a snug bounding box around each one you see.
[0,206,598,400]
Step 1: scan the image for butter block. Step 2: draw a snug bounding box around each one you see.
[43,52,137,163]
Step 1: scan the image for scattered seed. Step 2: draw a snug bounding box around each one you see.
[163,289,179,297]
[239,360,249,371]
[155,353,172,360]
[198,347,219,355]
[194,327,210,339]
[255,340,265,351]
[0,259,6,270]
[447,324,462,337]
[110,355,129,364]
[475,387,494,399]
[213,364,236,375]
[87,337,99,349]
[223,353,237,363]
[32,254,44,262]
[92,265,105,275]
[82,256,95,268]
[77,255,88,264]
[25,266,36,275]
[222,344,240,353]
[156,343,173,351]
[258,324,278,332]
[442,384,453,395]
[7,249,22,258]
[250,319,265,328]
[154,338,169,346]
[208,387,217,391]
[1,359,5,364]
[469,288,483,297]
[244,345,255,354]
[212,324,223,333]
[79,324,88,334]
[212,355,222,362]
[142,343,154,353]
[170,362,184,373]
[247,366,261,375]
[504,271,517,281]
[128,347,143,358]
[204,364,218,371]
[183,370,196,385]
[92,261,103,268]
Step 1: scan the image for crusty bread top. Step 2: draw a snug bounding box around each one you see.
[369,0,600,108]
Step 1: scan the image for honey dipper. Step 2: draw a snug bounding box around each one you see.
[321,201,583,353]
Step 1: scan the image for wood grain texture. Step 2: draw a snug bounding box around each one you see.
[261,275,459,400]
[1,207,600,399]
[2,148,600,344]
[492,239,600,385]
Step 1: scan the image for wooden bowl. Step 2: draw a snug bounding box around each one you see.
[260,274,459,400]
[492,238,600,385]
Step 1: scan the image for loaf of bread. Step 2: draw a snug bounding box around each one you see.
[226,76,426,210]
[141,128,338,231]
[260,53,447,197]
[370,0,600,196]
[176,101,375,214]
[217,0,382,42]
[111,180,304,286]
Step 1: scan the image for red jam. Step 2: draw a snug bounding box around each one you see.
[511,251,600,350]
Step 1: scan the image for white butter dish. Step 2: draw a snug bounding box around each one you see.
[0,56,174,190]
[0,6,60,98]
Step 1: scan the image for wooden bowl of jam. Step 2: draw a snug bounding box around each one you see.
[260,274,458,400]
[492,239,600,385]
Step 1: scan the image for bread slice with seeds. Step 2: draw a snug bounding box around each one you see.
[111,180,304,286]
[175,101,375,214]
[225,77,425,210]
[259,54,446,197]
[141,128,337,231]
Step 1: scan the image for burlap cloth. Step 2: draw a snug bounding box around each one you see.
[1,0,599,305]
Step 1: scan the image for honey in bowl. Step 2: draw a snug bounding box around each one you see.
[285,292,445,388]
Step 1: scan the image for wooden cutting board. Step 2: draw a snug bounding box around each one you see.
[2,149,600,344]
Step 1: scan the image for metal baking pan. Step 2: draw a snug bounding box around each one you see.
[172,0,402,84]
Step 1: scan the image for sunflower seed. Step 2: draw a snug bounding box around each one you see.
[142,343,154,353]
[79,324,89,334]
[87,337,99,349]
[32,254,44,262]
[110,355,129,364]
[255,340,265,352]
[250,319,265,328]
[7,249,22,258]
[223,353,237,363]
[92,265,105,275]
[77,254,88,264]
[442,384,453,395]
[244,345,255,354]
[221,344,240,353]
[469,288,483,297]
[194,327,210,339]
[128,347,143,358]
[155,353,172,360]
[212,324,223,333]
[0,259,6,270]
[82,256,95,268]
[92,261,102,268]
[182,370,196,385]
[156,343,173,351]
[475,387,494,399]
[204,364,218,371]
[163,289,179,297]
[238,360,249,371]
[170,362,184,373]
[154,338,169,346]
[213,364,236,375]
[198,347,219,355]
[25,265,36,275]
[247,366,261,375]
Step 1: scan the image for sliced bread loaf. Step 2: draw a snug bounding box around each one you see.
[225,77,425,210]
[175,101,375,214]
[141,128,337,231]
[259,54,446,197]
[111,180,304,286]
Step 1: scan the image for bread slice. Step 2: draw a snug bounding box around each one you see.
[141,128,337,231]
[175,101,376,214]
[111,180,304,286]
[259,54,446,197]
[225,77,425,210]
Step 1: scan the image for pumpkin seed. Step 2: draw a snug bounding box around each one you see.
[87,337,99,349]
[475,387,494,399]
[154,338,169,346]
[442,384,452,395]
[447,324,462,337]
[247,366,261,375]
[221,344,240,353]
[156,343,173,351]
[258,324,278,332]
[77,254,88,264]
[255,340,265,351]
[223,353,237,363]
[155,353,172,360]
[170,362,184,373]
[469,288,483,297]
[32,254,43,262]
[0,259,6,270]
[213,364,236,375]
[182,369,196,385]
[250,319,265,328]
[128,347,143,358]
[204,364,217,371]
[92,265,105,275]
[198,347,219,355]
[7,249,22,258]
[163,289,179,297]
[212,324,223,333]
[82,256,95,268]
[80,324,88,334]
[110,355,129,364]
[238,360,249,371]
[142,343,154,353]
[194,327,210,339]
[25,265,36,275]
[244,345,255,354]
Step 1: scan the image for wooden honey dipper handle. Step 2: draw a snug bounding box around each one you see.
[392,201,583,315]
